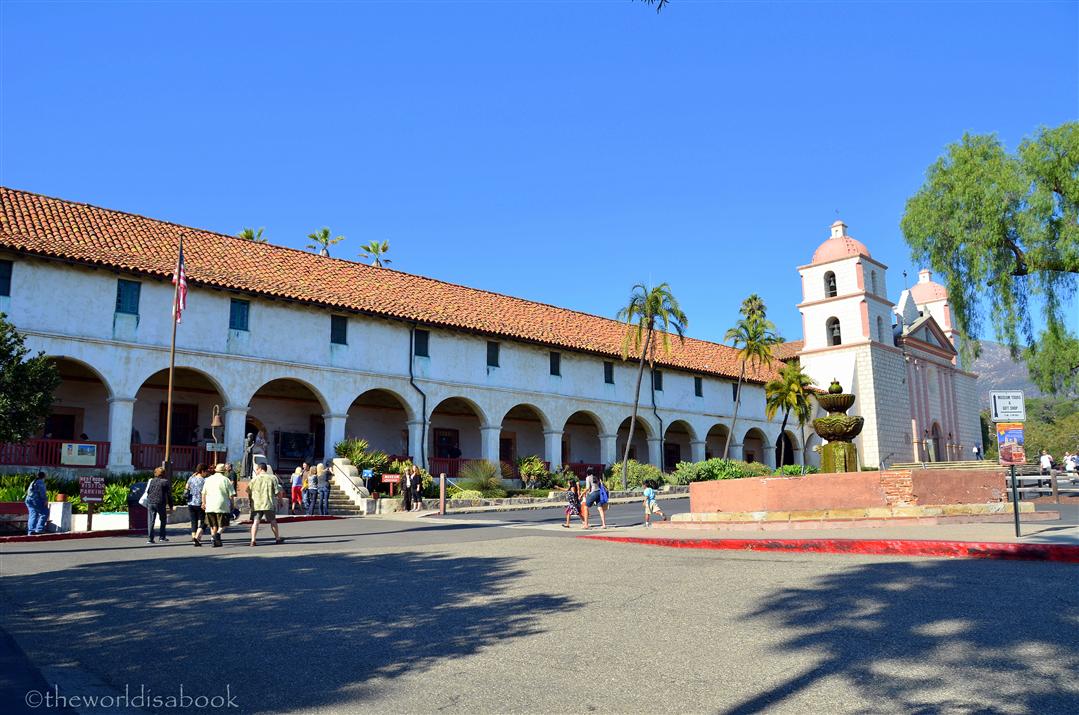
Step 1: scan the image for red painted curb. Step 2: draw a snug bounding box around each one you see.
[0,529,131,543]
[579,535,1079,563]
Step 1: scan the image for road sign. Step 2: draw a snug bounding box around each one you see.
[996,422,1026,466]
[79,475,105,502]
[990,390,1026,422]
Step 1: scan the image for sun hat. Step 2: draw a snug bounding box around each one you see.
[214,463,228,474]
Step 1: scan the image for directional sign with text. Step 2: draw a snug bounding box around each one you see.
[990,390,1026,423]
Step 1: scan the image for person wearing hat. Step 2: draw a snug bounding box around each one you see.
[201,463,236,548]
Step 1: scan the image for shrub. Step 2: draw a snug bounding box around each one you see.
[670,459,775,484]
[389,459,435,496]
[335,438,389,476]
[516,455,550,488]
[450,489,484,500]
[774,464,820,476]
[609,460,666,490]
[0,485,24,501]
[459,460,507,498]
[102,483,129,512]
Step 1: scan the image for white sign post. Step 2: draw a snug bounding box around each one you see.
[990,390,1026,423]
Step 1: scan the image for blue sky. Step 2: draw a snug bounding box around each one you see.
[2,1,1076,345]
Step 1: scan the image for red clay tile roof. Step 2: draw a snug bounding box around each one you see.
[0,186,785,385]
[772,340,804,361]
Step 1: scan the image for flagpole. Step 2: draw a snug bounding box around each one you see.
[163,237,183,475]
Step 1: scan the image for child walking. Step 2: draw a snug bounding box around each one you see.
[558,479,586,528]
[642,479,666,527]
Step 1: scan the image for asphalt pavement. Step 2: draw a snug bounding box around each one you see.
[2,513,1077,714]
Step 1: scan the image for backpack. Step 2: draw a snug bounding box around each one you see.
[598,481,609,506]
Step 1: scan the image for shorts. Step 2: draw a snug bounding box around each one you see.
[205,512,230,529]
[251,510,277,523]
[188,505,206,531]
[645,501,663,514]
[291,486,303,503]
[584,491,602,508]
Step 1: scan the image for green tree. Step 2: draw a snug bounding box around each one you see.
[740,293,766,321]
[237,227,267,243]
[764,361,816,470]
[616,283,688,489]
[306,227,345,257]
[723,313,779,459]
[900,122,1079,392]
[359,240,392,267]
[0,313,60,444]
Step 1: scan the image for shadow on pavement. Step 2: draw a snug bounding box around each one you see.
[729,559,1079,714]
[3,551,579,713]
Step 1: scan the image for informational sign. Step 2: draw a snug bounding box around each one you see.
[204,442,227,452]
[996,422,1026,466]
[990,390,1026,422]
[61,443,98,466]
[79,475,105,502]
[381,474,401,484]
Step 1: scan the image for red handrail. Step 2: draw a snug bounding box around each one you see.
[564,463,606,478]
[428,457,486,479]
[131,444,217,471]
[0,439,111,468]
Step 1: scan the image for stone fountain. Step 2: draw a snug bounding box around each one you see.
[813,380,864,472]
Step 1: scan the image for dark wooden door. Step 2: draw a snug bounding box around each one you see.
[159,403,198,446]
[434,429,460,458]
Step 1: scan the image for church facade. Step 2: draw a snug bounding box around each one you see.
[796,221,981,469]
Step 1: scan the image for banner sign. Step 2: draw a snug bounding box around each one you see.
[996,422,1026,466]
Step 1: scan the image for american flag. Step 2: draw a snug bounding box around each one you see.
[172,238,188,323]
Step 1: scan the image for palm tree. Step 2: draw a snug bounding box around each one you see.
[722,314,779,459]
[237,227,267,243]
[306,227,345,257]
[764,361,816,468]
[359,240,392,267]
[740,293,766,321]
[616,282,688,489]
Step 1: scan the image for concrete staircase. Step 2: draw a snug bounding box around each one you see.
[327,482,366,516]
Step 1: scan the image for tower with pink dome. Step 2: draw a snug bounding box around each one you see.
[796,221,981,468]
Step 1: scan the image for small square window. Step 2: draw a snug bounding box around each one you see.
[732,382,740,402]
[229,299,249,331]
[487,341,500,367]
[652,370,663,391]
[115,279,141,315]
[604,362,614,384]
[550,351,561,376]
[694,376,703,397]
[414,329,429,357]
[0,260,12,297]
[330,315,348,345]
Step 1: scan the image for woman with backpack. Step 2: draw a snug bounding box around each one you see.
[581,467,609,529]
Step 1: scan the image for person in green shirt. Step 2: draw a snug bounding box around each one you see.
[248,463,284,546]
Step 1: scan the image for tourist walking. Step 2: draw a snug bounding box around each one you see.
[248,461,284,546]
[557,478,585,528]
[202,463,236,548]
[581,467,609,528]
[23,472,48,536]
[144,466,173,544]
[642,479,666,527]
[1040,450,1055,476]
[317,464,331,516]
[305,464,322,516]
[289,467,304,514]
[185,463,208,547]
[410,465,424,511]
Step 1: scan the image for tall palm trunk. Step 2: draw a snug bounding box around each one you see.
[722,364,746,459]
[620,325,653,490]
[776,407,790,467]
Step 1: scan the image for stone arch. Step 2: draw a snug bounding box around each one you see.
[616,415,654,465]
[345,388,416,460]
[705,423,731,460]
[742,427,768,466]
[245,377,332,470]
[826,316,842,346]
[663,419,697,471]
[130,366,230,470]
[429,396,487,464]
[824,271,838,298]
[562,410,604,469]
[775,430,798,467]
[498,403,551,467]
[39,357,115,450]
